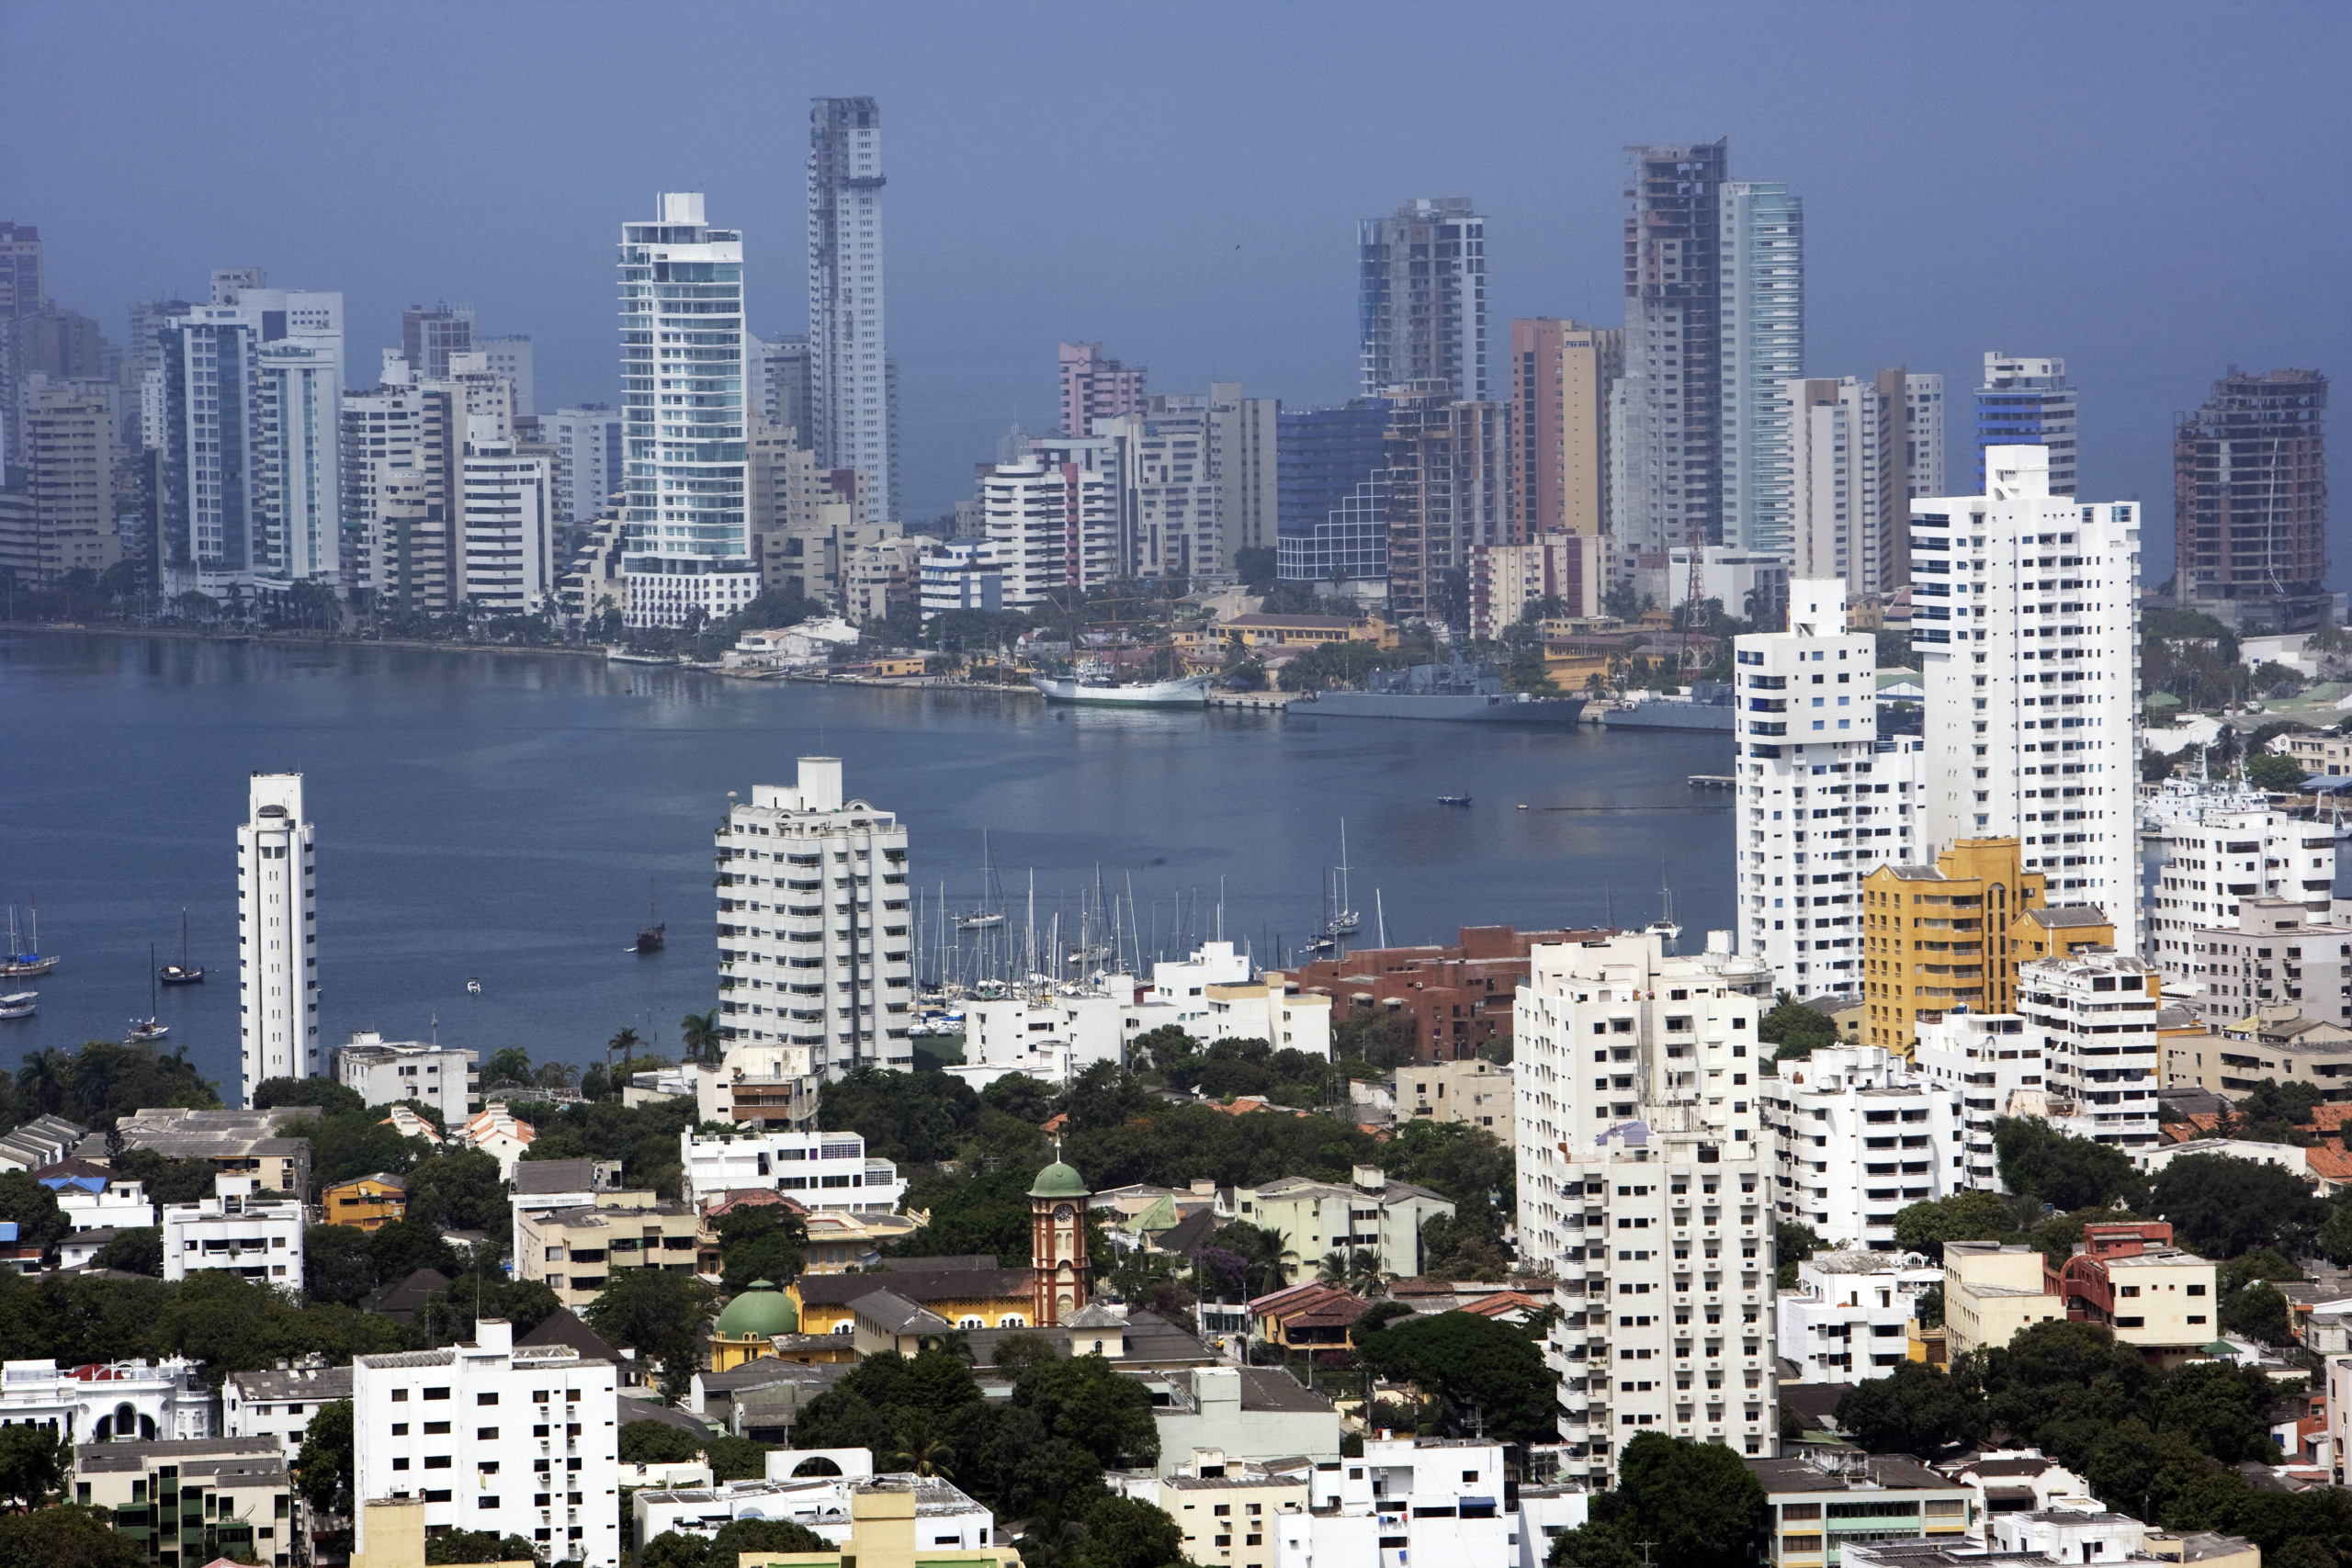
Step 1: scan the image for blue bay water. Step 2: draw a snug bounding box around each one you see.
[0,632,1736,1093]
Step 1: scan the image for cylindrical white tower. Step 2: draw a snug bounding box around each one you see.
[237,772,316,1104]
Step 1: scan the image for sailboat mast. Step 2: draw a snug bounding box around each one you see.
[1376,889,1387,949]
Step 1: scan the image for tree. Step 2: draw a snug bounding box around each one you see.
[2222,1280,2292,1347]
[0,1423,67,1508]
[679,1011,723,1066]
[2246,751,2307,793]
[582,1269,717,1398]
[0,1506,150,1568]
[88,1227,163,1276]
[1776,1222,1824,1289]
[1353,1310,1556,1445]
[618,1420,706,1465]
[483,1048,532,1087]
[1892,1190,2017,1260]
[1835,1360,1987,1456]
[1571,1431,1769,1568]
[1993,1119,2146,1212]
[1759,992,1838,1059]
[1013,1353,1161,1471]
[250,1077,368,1117]
[1069,1493,1184,1568]
[715,1203,808,1292]
[0,1172,70,1265]
[422,1531,539,1564]
[404,1149,511,1235]
[2151,1154,2328,1258]
[304,1225,377,1306]
[295,1400,354,1517]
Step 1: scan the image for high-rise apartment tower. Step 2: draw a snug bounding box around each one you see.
[1718,182,1804,556]
[1619,141,1728,568]
[2174,367,2328,632]
[238,773,318,1102]
[1974,354,2076,496]
[1359,199,1487,402]
[808,97,893,522]
[1059,342,1147,438]
[1509,319,1622,540]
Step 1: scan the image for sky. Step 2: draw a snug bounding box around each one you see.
[6,0,2347,571]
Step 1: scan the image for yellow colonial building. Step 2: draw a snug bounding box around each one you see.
[708,1279,800,1372]
[322,1172,405,1232]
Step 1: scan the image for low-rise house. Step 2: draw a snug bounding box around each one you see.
[515,1199,699,1309]
[1747,1450,1973,1567]
[90,1109,310,1196]
[1231,1165,1454,1280]
[691,1043,823,1130]
[1777,1250,1940,1383]
[74,1437,296,1568]
[163,1175,304,1285]
[2166,1002,2352,1099]
[0,1356,212,1441]
[1247,1282,1372,1352]
[1136,1364,1340,1477]
[378,1106,443,1145]
[38,1159,153,1230]
[457,1106,536,1177]
[630,1465,996,1558]
[1934,1449,2091,1527]
[1395,1058,1512,1128]
[2133,1138,2312,1179]
[0,1113,87,1171]
[1944,1224,2219,1362]
[222,1358,353,1458]
[787,1257,1037,1336]
[1989,1504,2148,1560]
[322,1172,406,1232]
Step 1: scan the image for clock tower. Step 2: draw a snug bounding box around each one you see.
[1028,1150,1091,1328]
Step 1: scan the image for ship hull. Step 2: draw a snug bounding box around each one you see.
[1301,692,1587,724]
[1031,675,1210,706]
[1602,702,1735,732]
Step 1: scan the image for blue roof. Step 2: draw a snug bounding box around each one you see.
[40,1175,105,1195]
[0,1223,18,1244]
[2301,774,2352,792]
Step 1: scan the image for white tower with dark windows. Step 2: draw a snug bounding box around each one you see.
[237,773,317,1102]
[808,97,893,523]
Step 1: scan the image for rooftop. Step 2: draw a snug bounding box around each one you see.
[1746,1454,1968,1495]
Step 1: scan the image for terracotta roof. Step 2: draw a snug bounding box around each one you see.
[1458,1291,1544,1319]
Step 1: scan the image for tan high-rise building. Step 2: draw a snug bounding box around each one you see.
[1509,318,1622,541]
[25,387,119,584]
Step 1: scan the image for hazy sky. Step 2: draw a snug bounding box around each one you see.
[7,0,2347,570]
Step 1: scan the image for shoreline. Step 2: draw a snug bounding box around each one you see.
[1,620,610,660]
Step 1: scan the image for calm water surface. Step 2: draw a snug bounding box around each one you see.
[0,632,1736,1089]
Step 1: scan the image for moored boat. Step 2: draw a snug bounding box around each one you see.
[0,992,35,1021]
[161,908,206,986]
[1032,659,1210,706]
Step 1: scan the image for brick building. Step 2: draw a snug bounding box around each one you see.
[1286,925,1611,1063]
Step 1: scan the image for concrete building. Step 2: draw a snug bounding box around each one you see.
[978,446,1118,605]
[401,303,472,380]
[1786,374,1925,599]
[1145,1365,1341,1478]
[1359,198,1487,402]
[1748,1451,1973,1567]
[1913,1010,2046,1190]
[632,1469,1003,1563]
[352,1320,622,1568]
[1903,374,1946,499]
[237,772,317,1100]
[1102,395,1221,580]
[2165,1005,2352,1100]
[94,1107,312,1195]
[714,757,913,1072]
[40,1160,153,1230]
[2174,368,2330,633]
[1618,140,1728,568]
[1509,318,1623,541]
[1914,445,2143,954]
[1468,531,1610,638]
[2152,808,2336,1005]
[1719,181,1804,558]
[222,1359,353,1458]
[2022,949,2162,1147]
[616,192,755,627]
[1230,1166,1454,1280]
[1734,580,1928,998]
[74,1437,295,1568]
[515,1201,699,1308]
[459,432,553,615]
[253,340,341,589]
[1512,931,1777,1481]
[1975,353,2077,496]
[953,976,1139,1092]
[1760,1046,1964,1248]
[322,1172,405,1231]
[1859,837,2083,1057]
[20,386,118,586]
[917,537,1001,619]
[1383,389,1507,626]
[749,333,813,443]
[677,1125,907,1212]
[1058,341,1145,437]
[0,1356,211,1442]
[334,1030,480,1122]
[1273,399,1391,592]
[0,221,43,321]
[476,336,533,416]
[2182,897,2352,1029]
[1775,1249,1940,1382]
[1211,381,1279,570]
[1944,1224,2215,1359]
[691,1040,822,1131]
[1396,1058,1512,1129]
[808,97,893,522]
[545,406,622,527]
[163,1173,304,1283]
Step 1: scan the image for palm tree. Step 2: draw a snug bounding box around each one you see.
[1344,1247,1385,1297]
[606,1026,643,1083]
[680,1010,722,1066]
[888,1421,955,1480]
[533,1059,582,1090]
[17,1049,66,1116]
[915,1329,976,1365]
[1316,1250,1351,1288]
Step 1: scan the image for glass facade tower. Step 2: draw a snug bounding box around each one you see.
[618,193,749,575]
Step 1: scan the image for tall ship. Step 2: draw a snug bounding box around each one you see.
[1031,659,1210,707]
[1295,656,1585,724]
[1,903,56,981]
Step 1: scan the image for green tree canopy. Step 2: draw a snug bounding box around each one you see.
[295,1400,354,1517]
[1835,1359,1988,1457]
[1993,1118,2147,1211]
[421,1531,538,1564]
[1555,1432,1768,1568]
[2151,1153,2330,1258]
[1353,1310,1556,1445]
[1068,1493,1184,1568]
[617,1419,705,1465]
[0,1505,151,1568]
[2246,750,2308,792]
[0,1423,68,1509]
[582,1269,717,1399]
[1759,993,1838,1059]
[249,1077,368,1117]
[1891,1190,2018,1261]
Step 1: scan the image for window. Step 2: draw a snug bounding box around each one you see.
[424,1387,450,1401]
[477,1393,499,1406]
[391,1390,410,1404]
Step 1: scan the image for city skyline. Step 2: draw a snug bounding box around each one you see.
[6,2,2341,562]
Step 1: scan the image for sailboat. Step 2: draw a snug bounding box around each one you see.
[635,880,666,953]
[160,908,206,986]
[1644,865,1682,947]
[957,832,1007,930]
[127,943,169,1044]
[1,901,57,980]
[1326,820,1361,936]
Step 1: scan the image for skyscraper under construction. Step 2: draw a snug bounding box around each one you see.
[2175,367,2329,633]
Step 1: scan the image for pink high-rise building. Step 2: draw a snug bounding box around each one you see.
[1057,342,1145,437]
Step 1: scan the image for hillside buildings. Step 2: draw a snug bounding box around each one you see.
[1734,580,1927,998]
[2174,367,2331,633]
[238,772,317,1101]
[1359,199,1487,402]
[616,192,755,627]
[808,97,894,523]
[1914,445,2143,956]
[714,758,912,1074]
[1512,931,1778,1481]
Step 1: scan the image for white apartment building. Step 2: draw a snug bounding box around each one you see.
[954,976,1140,1092]
[0,1356,212,1441]
[715,756,913,1074]
[238,772,317,1101]
[43,1165,153,1230]
[223,1359,353,1458]
[1912,1011,2044,1190]
[981,447,1119,606]
[617,192,757,627]
[1512,931,1776,1482]
[1102,398,1221,581]
[1776,1250,1940,1383]
[2021,950,2161,1147]
[1786,377,1895,597]
[2152,808,2335,1003]
[546,406,622,527]
[808,98,892,522]
[1904,374,1946,498]
[254,341,341,587]
[1761,1046,1964,1248]
[678,1126,907,1212]
[334,1030,480,1122]
[1718,181,1804,558]
[209,269,346,383]
[1222,1438,1512,1568]
[2185,897,2352,1029]
[1915,446,2142,953]
[476,335,534,416]
[163,1174,305,1284]
[918,537,1002,619]
[1150,940,1254,1020]
[351,1320,622,1568]
[460,429,553,615]
[1734,581,1926,998]
[1976,353,2076,496]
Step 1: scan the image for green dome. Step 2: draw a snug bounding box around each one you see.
[715,1280,797,1338]
[1029,1160,1090,1200]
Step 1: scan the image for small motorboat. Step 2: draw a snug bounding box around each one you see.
[1437,794,1472,807]
[0,992,36,1021]
[466,977,482,996]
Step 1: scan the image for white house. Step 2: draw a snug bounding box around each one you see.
[0,1356,213,1442]
[38,1160,153,1230]
[1776,1250,1942,1383]
[677,1127,906,1212]
[223,1358,354,1458]
[162,1174,305,1285]
[456,1106,535,1179]
[953,977,1139,1091]
[351,1320,621,1568]
[335,1031,480,1123]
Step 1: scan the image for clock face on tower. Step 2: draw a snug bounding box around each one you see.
[1053,1203,1074,1221]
